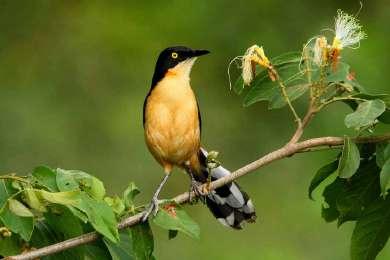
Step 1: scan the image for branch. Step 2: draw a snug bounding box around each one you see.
[288,100,317,144]
[296,145,343,153]
[5,134,390,260]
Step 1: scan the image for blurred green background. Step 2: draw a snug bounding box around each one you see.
[1,1,389,259]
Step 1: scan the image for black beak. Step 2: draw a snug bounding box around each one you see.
[191,49,210,57]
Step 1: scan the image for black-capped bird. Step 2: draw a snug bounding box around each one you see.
[142,46,256,229]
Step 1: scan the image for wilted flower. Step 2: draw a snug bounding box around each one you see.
[241,45,272,85]
[241,46,256,86]
[227,44,275,88]
[313,37,328,66]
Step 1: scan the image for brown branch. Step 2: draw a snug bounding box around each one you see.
[296,144,343,153]
[5,133,390,260]
[288,101,317,145]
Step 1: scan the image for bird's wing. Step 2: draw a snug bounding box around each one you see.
[142,89,152,127]
[196,98,202,134]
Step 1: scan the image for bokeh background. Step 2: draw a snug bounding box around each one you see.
[1,1,389,259]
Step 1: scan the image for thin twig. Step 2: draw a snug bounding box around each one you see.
[288,101,317,144]
[317,96,367,110]
[286,47,317,146]
[277,79,302,125]
[5,133,390,260]
[0,175,29,183]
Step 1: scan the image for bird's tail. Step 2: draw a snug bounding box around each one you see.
[192,148,256,229]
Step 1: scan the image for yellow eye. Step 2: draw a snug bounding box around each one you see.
[171,52,178,59]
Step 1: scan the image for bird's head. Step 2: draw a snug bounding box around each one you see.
[151,46,210,87]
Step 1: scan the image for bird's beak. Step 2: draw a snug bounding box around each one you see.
[191,49,210,57]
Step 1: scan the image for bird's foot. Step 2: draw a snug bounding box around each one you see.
[204,177,212,194]
[189,180,207,203]
[142,197,159,221]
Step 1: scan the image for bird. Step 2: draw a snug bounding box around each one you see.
[142,46,256,229]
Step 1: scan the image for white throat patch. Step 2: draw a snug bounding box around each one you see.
[168,57,197,80]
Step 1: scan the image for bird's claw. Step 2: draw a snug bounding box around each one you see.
[204,179,212,193]
[142,197,159,222]
[189,180,200,203]
[189,180,208,203]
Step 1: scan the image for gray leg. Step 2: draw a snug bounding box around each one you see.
[142,174,170,221]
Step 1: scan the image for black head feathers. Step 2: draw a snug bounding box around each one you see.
[151,46,209,87]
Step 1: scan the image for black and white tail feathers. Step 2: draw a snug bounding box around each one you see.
[194,148,256,229]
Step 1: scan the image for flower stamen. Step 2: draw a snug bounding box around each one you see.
[329,10,366,69]
[333,10,366,50]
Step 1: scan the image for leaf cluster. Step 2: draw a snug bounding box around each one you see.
[0,167,200,259]
[231,30,390,260]
[309,141,390,260]
[232,47,390,130]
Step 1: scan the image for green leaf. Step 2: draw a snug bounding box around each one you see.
[0,234,21,256]
[56,168,79,191]
[327,62,350,83]
[343,99,390,125]
[30,207,86,259]
[44,207,84,238]
[123,182,141,209]
[351,197,390,260]
[336,159,380,225]
[11,181,22,191]
[104,196,125,215]
[38,190,81,206]
[104,232,134,260]
[44,207,85,259]
[376,142,390,168]
[378,109,390,124]
[74,194,119,242]
[30,220,83,260]
[153,203,200,239]
[308,160,338,200]
[338,137,360,179]
[269,83,309,109]
[243,76,278,107]
[271,52,302,67]
[56,169,106,200]
[67,206,89,223]
[32,166,59,192]
[380,159,390,197]
[8,199,33,217]
[345,100,386,129]
[321,158,381,225]
[24,189,46,212]
[243,63,305,107]
[84,244,112,260]
[0,207,34,241]
[322,178,344,222]
[130,222,154,260]
[0,180,17,209]
[85,175,105,201]
[30,221,59,260]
